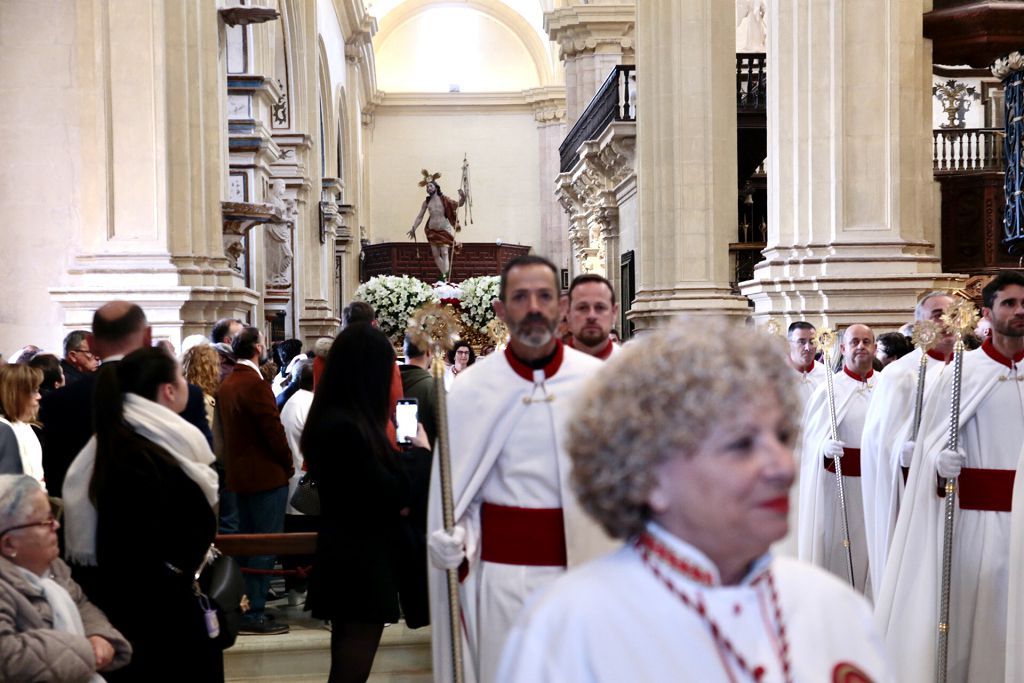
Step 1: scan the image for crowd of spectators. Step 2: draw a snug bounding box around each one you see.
[0,297,482,681]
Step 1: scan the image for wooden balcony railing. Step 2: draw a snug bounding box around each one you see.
[559,65,636,173]
[737,53,766,113]
[933,128,1005,174]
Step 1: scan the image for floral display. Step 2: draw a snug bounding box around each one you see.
[458,275,501,332]
[353,275,439,341]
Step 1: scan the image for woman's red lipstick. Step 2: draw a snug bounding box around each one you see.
[760,497,789,514]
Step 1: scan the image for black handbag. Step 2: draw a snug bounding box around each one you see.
[290,472,321,516]
[195,545,247,650]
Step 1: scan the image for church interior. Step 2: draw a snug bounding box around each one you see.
[2,0,1024,679]
[3,0,1021,356]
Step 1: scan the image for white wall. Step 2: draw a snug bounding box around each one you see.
[376,7,540,92]
[0,0,81,356]
[369,107,542,249]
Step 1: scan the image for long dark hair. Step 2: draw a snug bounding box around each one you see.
[90,347,178,501]
[301,324,395,467]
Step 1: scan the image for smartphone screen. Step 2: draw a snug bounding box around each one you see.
[396,398,419,444]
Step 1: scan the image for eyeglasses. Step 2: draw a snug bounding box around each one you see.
[71,348,96,360]
[0,516,59,540]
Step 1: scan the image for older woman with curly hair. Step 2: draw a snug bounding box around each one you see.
[497,318,892,683]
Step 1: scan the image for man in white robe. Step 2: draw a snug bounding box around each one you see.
[798,324,876,594]
[564,274,620,361]
[787,321,828,407]
[876,271,1024,683]
[426,256,615,683]
[860,291,954,590]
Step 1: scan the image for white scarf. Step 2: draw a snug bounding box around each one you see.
[0,416,45,488]
[63,393,219,566]
[15,564,105,682]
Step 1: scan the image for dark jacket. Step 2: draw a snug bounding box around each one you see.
[399,364,438,448]
[0,422,21,475]
[215,364,293,494]
[59,358,90,387]
[38,364,212,498]
[93,430,222,683]
[304,411,432,626]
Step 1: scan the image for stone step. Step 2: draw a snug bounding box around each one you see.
[224,606,431,682]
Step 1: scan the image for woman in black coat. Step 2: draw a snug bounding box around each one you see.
[87,348,224,682]
[302,323,432,683]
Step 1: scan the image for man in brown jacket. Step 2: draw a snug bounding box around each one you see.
[216,326,294,635]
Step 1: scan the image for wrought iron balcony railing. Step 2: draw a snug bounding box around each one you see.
[737,53,766,113]
[933,128,1005,174]
[559,65,636,173]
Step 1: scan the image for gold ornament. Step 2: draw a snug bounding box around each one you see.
[812,327,838,354]
[484,318,509,347]
[407,303,460,355]
[911,319,942,351]
[940,298,980,340]
[762,318,782,337]
[418,169,442,187]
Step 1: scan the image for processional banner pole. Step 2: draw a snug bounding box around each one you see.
[813,327,856,589]
[936,299,979,683]
[408,305,464,683]
[910,320,941,442]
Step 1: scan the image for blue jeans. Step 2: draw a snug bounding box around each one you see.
[236,485,288,618]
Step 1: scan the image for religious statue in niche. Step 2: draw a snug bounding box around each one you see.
[736,0,767,52]
[407,158,472,281]
[265,178,297,288]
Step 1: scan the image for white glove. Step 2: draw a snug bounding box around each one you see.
[428,526,466,570]
[936,448,967,479]
[822,439,846,460]
[899,441,915,468]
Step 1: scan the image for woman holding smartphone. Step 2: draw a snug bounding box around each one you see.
[301,323,432,683]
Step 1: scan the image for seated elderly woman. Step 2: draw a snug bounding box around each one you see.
[497,319,892,682]
[0,474,131,682]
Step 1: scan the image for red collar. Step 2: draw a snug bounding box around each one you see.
[982,338,1024,368]
[843,366,874,383]
[926,349,952,364]
[566,336,615,360]
[794,360,815,374]
[504,340,565,381]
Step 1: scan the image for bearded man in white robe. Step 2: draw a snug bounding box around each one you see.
[798,324,876,595]
[860,291,954,591]
[425,255,615,683]
[876,271,1024,683]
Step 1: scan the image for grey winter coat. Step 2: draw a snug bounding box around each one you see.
[0,555,131,682]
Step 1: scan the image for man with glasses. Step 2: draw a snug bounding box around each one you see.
[59,330,98,386]
[787,321,827,406]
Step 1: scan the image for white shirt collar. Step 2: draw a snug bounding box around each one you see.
[237,358,262,375]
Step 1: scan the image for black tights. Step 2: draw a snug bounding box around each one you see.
[328,621,385,683]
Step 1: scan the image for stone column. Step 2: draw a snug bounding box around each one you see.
[544,2,635,125]
[628,0,750,331]
[525,87,570,273]
[739,0,963,328]
[49,0,257,348]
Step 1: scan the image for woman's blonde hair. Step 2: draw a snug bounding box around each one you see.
[182,344,220,398]
[569,317,801,539]
[0,364,43,424]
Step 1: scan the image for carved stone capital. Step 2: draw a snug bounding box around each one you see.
[524,86,568,124]
[544,4,636,60]
[221,201,287,274]
[219,7,279,27]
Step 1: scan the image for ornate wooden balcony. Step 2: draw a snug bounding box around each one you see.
[933,128,1005,174]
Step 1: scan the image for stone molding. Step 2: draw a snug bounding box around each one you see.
[523,86,568,124]
[544,4,636,60]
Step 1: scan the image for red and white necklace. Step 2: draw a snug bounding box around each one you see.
[636,532,793,683]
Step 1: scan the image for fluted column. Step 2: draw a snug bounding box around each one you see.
[739,0,963,328]
[525,87,570,272]
[628,0,750,331]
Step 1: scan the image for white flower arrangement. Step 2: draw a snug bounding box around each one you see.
[433,281,463,302]
[353,275,439,341]
[459,275,501,333]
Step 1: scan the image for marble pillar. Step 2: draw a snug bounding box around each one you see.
[739,0,964,328]
[525,87,569,273]
[628,0,750,331]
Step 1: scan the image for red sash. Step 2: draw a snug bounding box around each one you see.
[825,448,862,477]
[480,503,567,567]
[944,467,1016,512]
